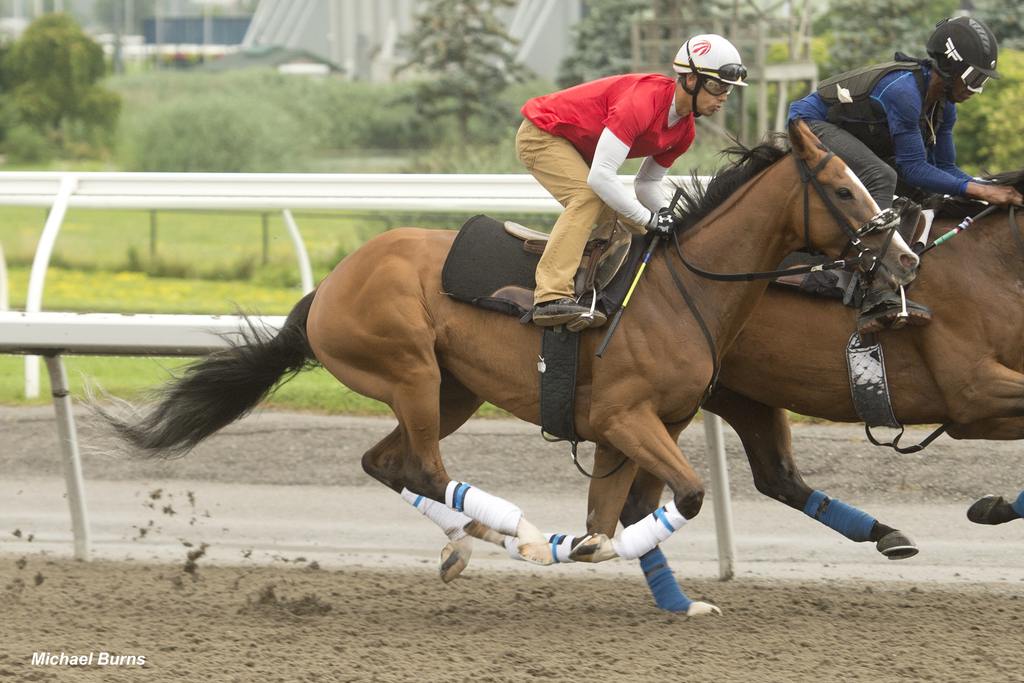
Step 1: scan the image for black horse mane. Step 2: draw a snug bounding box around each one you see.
[673,136,790,231]
[924,169,1024,220]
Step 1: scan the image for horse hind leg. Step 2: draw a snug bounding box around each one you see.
[360,373,486,582]
[967,492,1024,525]
[704,387,917,560]
[361,373,553,570]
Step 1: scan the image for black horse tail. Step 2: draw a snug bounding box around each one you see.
[98,291,318,459]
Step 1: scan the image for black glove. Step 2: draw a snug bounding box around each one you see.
[648,207,681,236]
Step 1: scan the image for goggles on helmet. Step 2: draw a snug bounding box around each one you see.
[706,63,748,84]
[959,65,989,93]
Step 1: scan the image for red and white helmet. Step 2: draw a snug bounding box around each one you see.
[673,34,748,87]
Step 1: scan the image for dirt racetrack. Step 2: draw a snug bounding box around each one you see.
[2,406,1023,682]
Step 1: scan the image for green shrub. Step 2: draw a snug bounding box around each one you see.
[110,70,435,159]
[3,13,121,156]
[120,91,312,172]
[955,49,1024,174]
[3,123,55,163]
[318,80,436,150]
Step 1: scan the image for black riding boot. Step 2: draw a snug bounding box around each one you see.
[532,297,607,329]
[856,198,930,335]
[856,284,932,335]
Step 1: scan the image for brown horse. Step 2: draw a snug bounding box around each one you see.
[98,120,918,616]
[567,184,1024,610]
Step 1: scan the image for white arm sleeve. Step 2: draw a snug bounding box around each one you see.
[634,156,672,212]
[587,128,655,227]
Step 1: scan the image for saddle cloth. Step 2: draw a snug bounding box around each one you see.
[441,214,645,318]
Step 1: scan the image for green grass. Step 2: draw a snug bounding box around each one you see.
[3,265,303,314]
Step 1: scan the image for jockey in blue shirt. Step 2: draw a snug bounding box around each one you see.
[788,16,1022,334]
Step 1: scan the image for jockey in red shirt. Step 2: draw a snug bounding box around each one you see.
[516,34,748,329]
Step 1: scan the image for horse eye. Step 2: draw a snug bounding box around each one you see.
[836,187,854,200]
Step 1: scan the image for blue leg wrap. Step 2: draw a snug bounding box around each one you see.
[639,547,692,613]
[1012,491,1024,518]
[803,490,876,542]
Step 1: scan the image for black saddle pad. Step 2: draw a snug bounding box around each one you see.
[441,214,646,318]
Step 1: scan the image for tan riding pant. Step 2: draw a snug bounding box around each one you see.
[515,119,623,305]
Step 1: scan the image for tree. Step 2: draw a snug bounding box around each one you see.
[396,0,527,141]
[969,1,1024,50]
[954,49,1024,173]
[556,0,646,88]
[3,13,120,147]
[820,0,959,75]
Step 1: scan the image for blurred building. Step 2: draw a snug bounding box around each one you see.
[242,0,583,81]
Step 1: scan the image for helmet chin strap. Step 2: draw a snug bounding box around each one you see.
[681,74,703,118]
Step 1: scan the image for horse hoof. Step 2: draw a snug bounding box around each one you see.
[876,530,918,560]
[686,601,722,617]
[516,541,554,566]
[568,533,617,563]
[966,495,1016,525]
[439,537,473,583]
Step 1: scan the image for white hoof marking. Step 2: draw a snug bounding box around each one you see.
[686,601,722,617]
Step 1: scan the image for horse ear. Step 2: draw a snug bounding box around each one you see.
[788,118,825,162]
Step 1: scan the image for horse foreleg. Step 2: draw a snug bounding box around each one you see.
[580,437,717,614]
[625,468,723,615]
[584,410,721,616]
[705,387,918,559]
[946,421,1024,526]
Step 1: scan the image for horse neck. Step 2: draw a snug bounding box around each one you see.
[651,158,802,349]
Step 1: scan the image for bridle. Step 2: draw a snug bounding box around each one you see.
[661,150,904,419]
[796,151,900,281]
[671,151,902,284]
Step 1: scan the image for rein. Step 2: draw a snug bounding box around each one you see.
[657,151,890,421]
[670,153,898,284]
[1010,205,1024,256]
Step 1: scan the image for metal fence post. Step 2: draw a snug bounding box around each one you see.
[704,412,736,580]
[43,354,91,561]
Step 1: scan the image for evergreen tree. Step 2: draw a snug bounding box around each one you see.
[970,1,1024,50]
[396,0,527,141]
[557,0,647,88]
[3,13,120,146]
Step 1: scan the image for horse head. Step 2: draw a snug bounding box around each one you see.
[788,118,920,289]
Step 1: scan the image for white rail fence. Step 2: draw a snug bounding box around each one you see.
[0,172,734,579]
[0,311,285,561]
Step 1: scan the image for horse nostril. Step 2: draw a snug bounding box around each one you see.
[899,252,919,271]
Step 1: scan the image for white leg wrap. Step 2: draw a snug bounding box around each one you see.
[401,487,469,541]
[445,481,522,536]
[503,533,576,563]
[611,501,688,560]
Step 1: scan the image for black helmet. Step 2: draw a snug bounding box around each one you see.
[926,16,1000,92]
